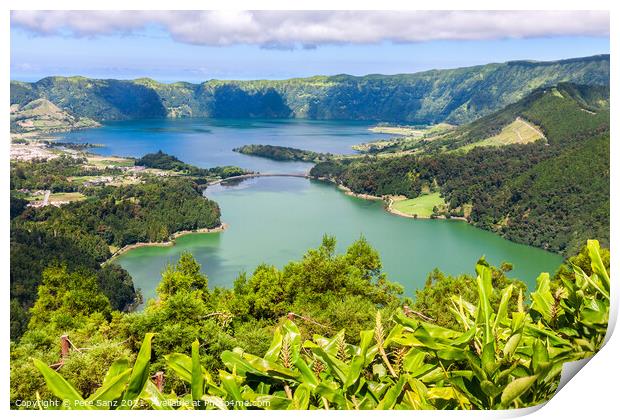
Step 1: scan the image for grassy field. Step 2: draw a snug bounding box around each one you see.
[458,118,545,152]
[86,155,134,168]
[391,192,445,218]
[48,192,86,205]
[369,125,426,136]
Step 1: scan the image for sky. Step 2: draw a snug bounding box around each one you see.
[10,11,610,83]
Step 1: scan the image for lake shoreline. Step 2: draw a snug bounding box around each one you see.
[314,176,466,221]
[107,223,228,261]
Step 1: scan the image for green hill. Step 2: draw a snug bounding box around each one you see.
[10,55,609,124]
[310,83,610,255]
[10,98,100,133]
[411,82,610,153]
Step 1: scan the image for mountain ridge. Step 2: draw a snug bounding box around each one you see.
[10,54,609,125]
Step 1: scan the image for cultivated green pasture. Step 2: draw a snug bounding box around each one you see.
[391,192,445,217]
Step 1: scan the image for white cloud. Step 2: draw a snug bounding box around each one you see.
[10,10,610,47]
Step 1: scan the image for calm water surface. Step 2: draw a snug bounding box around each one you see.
[58,119,563,302]
[58,118,388,173]
[115,177,563,302]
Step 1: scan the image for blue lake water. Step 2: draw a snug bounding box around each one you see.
[57,118,389,173]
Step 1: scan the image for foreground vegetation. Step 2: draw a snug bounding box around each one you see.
[17,239,610,410]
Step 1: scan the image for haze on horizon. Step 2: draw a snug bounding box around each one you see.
[11,10,610,83]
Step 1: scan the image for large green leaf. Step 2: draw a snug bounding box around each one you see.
[376,376,406,409]
[500,375,539,407]
[294,357,318,388]
[531,273,554,322]
[165,353,193,383]
[121,332,154,409]
[308,345,348,384]
[102,358,129,388]
[87,368,131,407]
[587,239,610,292]
[219,371,245,410]
[264,327,283,363]
[476,265,494,346]
[494,285,514,331]
[138,380,173,410]
[289,383,311,409]
[532,340,550,374]
[344,330,373,390]
[191,340,205,408]
[282,320,302,364]
[33,358,90,410]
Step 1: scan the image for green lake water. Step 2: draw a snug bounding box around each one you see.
[115,176,563,302]
[56,118,564,302]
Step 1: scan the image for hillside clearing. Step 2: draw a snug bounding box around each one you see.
[48,192,86,205]
[457,118,545,152]
[391,192,445,218]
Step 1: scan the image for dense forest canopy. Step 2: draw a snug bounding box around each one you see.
[135,150,248,179]
[10,55,609,124]
[310,84,610,255]
[233,144,333,162]
[10,156,223,340]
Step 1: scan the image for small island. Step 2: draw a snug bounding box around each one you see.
[233,144,333,162]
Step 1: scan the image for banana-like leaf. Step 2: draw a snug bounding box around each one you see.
[476,265,494,346]
[264,327,283,363]
[138,380,173,410]
[427,386,469,406]
[219,371,245,410]
[33,358,91,410]
[376,376,406,409]
[315,381,347,407]
[102,358,129,388]
[221,350,299,382]
[87,368,131,406]
[587,239,610,292]
[309,346,348,384]
[481,342,497,375]
[121,332,155,409]
[344,330,373,390]
[500,375,539,407]
[480,380,502,398]
[164,353,193,383]
[531,273,554,322]
[191,340,205,408]
[289,383,311,409]
[294,357,318,388]
[532,340,550,374]
[494,285,514,331]
[574,265,609,300]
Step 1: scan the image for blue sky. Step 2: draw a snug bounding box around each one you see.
[10,11,610,82]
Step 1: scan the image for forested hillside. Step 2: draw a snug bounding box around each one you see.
[310,84,610,255]
[10,157,223,340]
[10,55,609,124]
